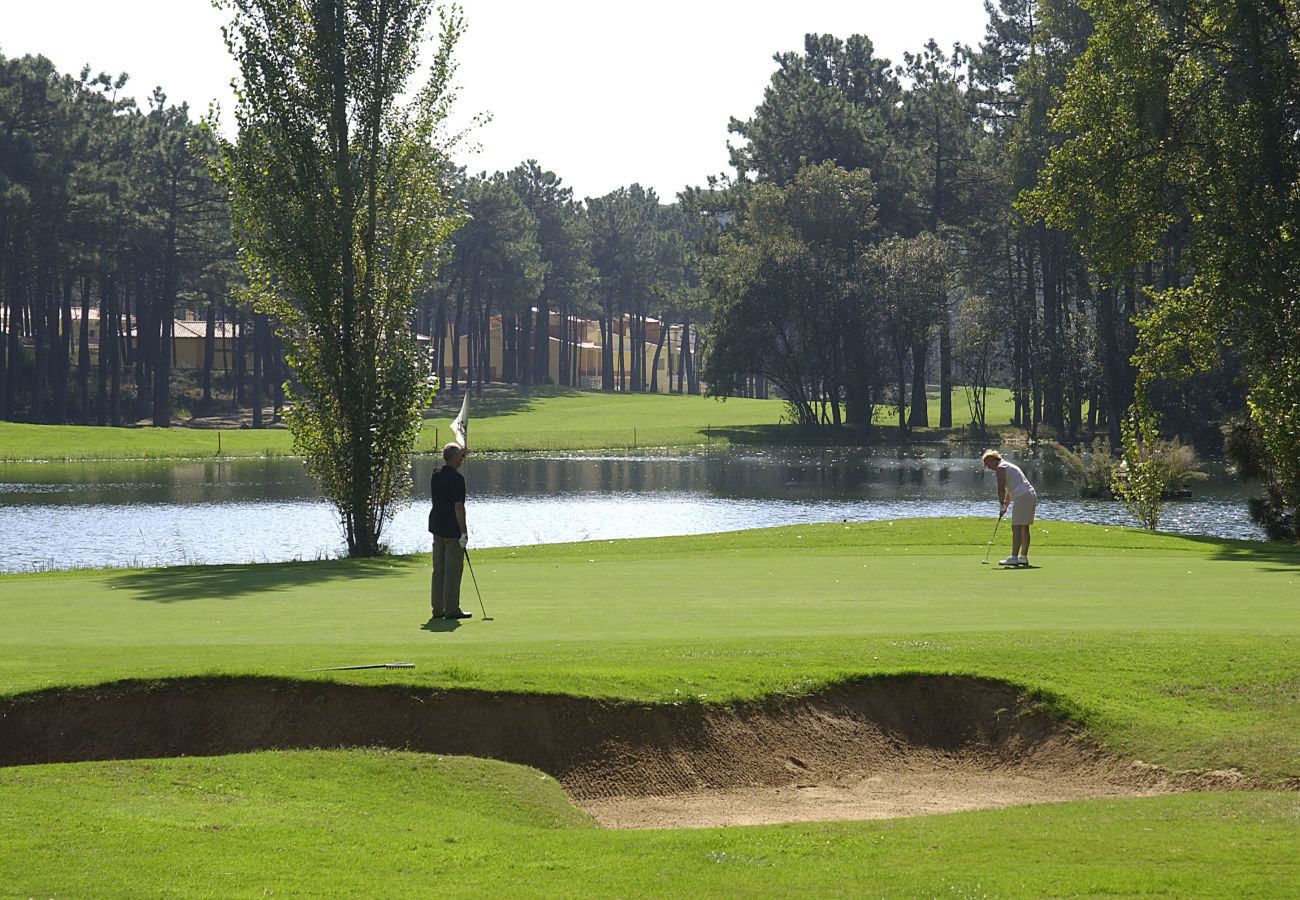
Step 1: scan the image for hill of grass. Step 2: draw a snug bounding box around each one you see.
[3,750,1296,897]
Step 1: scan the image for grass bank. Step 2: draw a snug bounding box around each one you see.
[3,750,1296,897]
[0,386,1017,460]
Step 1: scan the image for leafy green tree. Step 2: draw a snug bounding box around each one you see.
[704,161,881,428]
[901,40,982,428]
[952,292,1001,431]
[1113,405,1166,531]
[215,0,464,556]
[967,0,1102,440]
[586,185,664,392]
[1031,0,1300,538]
[868,233,951,435]
[506,161,594,385]
[729,34,916,235]
[461,172,543,388]
[133,93,232,427]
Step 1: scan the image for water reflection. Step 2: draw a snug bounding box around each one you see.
[0,447,1266,573]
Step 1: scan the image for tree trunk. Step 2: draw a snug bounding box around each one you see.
[681,319,691,397]
[78,278,91,423]
[233,311,247,409]
[683,317,699,395]
[938,307,952,428]
[648,319,666,393]
[617,314,626,392]
[203,304,216,406]
[0,214,8,419]
[104,273,122,427]
[252,312,265,428]
[533,300,550,384]
[96,275,111,426]
[600,313,614,391]
[433,301,446,388]
[54,273,72,424]
[519,308,533,385]
[908,334,929,428]
[896,347,909,436]
[1097,283,1124,447]
[450,288,464,391]
[7,258,29,419]
[1041,230,1063,431]
[31,263,50,423]
[273,335,285,422]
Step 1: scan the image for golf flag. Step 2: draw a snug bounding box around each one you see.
[450,391,469,450]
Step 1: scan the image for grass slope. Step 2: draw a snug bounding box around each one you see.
[0,386,1018,460]
[2,750,1297,897]
[3,519,1298,777]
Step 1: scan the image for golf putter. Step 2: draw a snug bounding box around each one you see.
[464,548,492,620]
[981,511,1005,564]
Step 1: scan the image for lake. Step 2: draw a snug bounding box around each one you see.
[0,448,1264,573]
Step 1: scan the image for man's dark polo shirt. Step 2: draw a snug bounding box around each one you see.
[428,465,466,538]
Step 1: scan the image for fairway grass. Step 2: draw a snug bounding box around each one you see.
[3,518,1299,896]
[3,750,1298,897]
[0,386,1018,460]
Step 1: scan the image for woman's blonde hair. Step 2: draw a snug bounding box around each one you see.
[981,449,1002,464]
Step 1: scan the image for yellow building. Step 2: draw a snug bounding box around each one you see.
[431,311,684,392]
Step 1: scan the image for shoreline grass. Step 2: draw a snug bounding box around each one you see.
[0,386,1018,461]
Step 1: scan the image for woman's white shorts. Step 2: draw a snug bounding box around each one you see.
[1011,491,1038,525]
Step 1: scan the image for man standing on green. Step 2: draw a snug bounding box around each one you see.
[429,442,471,620]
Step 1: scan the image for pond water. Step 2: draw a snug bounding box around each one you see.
[0,448,1265,573]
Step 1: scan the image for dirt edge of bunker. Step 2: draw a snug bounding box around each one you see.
[0,675,1285,826]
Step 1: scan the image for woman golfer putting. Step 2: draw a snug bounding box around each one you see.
[982,450,1037,567]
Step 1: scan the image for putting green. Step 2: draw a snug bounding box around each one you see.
[3,519,1298,776]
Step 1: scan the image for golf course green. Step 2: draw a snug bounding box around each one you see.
[2,519,1298,895]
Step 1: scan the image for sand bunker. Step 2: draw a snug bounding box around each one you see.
[0,675,1260,828]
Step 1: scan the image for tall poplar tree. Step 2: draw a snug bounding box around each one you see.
[216,0,464,556]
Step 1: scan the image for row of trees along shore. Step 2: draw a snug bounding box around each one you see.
[2,0,1296,547]
[0,53,706,430]
[0,54,289,427]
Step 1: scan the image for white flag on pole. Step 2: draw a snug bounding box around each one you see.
[450,391,469,450]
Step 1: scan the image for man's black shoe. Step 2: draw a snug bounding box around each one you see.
[445,610,473,620]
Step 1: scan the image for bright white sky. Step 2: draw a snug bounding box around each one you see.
[3,0,990,200]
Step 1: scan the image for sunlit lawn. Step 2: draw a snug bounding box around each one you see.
[3,519,1299,895]
[0,385,1019,460]
[3,750,1297,897]
[5,518,1298,777]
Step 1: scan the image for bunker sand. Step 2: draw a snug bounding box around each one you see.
[0,675,1269,829]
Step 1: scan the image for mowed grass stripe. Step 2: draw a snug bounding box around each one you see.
[1,750,1297,897]
[3,519,1298,776]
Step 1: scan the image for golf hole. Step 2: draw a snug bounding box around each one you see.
[0,675,1273,829]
